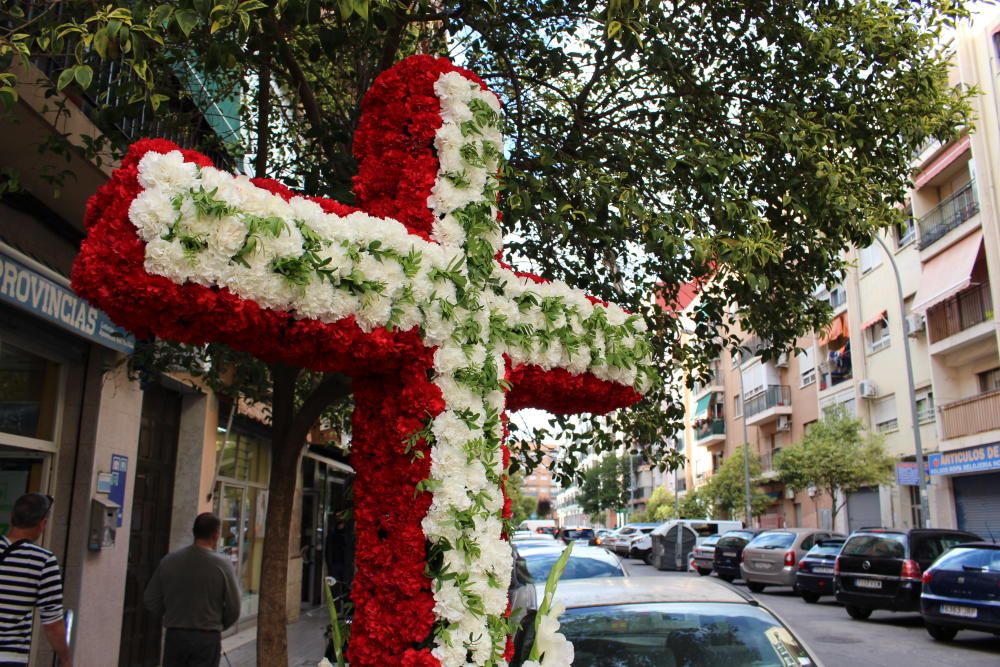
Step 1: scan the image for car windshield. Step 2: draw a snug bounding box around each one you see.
[558,602,816,667]
[702,536,721,547]
[521,552,624,582]
[747,532,796,550]
[806,542,844,557]
[842,534,906,558]
[564,529,595,540]
[718,532,756,547]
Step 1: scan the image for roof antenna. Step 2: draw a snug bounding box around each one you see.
[985,521,997,545]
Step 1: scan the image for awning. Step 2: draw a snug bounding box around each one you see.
[914,136,971,190]
[862,310,887,330]
[693,393,713,419]
[912,231,983,313]
[818,312,847,346]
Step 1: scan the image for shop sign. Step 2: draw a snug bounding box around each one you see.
[929,443,1000,476]
[895,462,930,486]
[0,244,133,353]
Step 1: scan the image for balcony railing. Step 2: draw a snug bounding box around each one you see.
[760,447,783,474]
[918,181,980,250]
[695,419,726,442]
[744,385,791,419]
[927,282,994,344]
[939,389,1000,439]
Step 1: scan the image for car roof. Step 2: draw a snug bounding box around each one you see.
[949,542,1000,550]
[535,576,753,609]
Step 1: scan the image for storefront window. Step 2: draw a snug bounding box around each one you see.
[214,427,270,619]
[0,340,60,441]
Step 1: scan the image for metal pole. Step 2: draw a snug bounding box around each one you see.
[874,235,931,527]
[737,354,754,526]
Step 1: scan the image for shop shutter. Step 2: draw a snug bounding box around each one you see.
[953,471,1000,540]
[847,488,881,532]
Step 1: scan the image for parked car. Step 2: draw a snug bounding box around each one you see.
[741,529,843,593]
[591,528,612,546]
[509,544,627,614]
[713,529,763,582]
[557,527,596,545]
[511,576,823,666]
[607,523,659,556]
[834,528,981,620]
[691,534,722,576]
[517,519,557,535]
[794,538,846,603]
[920,541,1000,641]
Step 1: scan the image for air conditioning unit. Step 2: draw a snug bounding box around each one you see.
[776,415,792,432]
[859,379,878,398]
[905,313,926,337]
[785,487,796,500]
[775,353,789,368]
[807,485,818,498]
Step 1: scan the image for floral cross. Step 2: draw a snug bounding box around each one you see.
[73,55,653,667]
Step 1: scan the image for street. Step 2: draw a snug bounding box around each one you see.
[624,559,1000,667]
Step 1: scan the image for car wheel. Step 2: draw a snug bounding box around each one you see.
[925,623,958,642]
[846,605,872,621]
[697,568,711,577]
[644,552,654,566]
[746,582,766,593]
[800,592,821,604]
[718,574,735,583]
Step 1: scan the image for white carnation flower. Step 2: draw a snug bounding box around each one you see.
[137,150,198,196]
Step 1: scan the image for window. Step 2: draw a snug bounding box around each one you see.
[0,340,62,442]
[821,391,856,417]
[978,367,1000,393]
[741,362,765,397]
[734,394,742,418]
[798,346,816,387]
[895,213,916,249]
[859,242,883,274]
[915,389,935,423]
[872,395,898,433]
[829,284,847,309]
[865,314,890,353]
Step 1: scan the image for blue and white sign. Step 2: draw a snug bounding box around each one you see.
[0,245,133,353]
[929,443,1000,476]
[896,462,930,486]
[108,454,128,527]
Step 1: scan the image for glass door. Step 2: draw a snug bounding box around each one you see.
[217,484,245,576]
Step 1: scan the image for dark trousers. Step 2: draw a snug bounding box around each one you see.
[163,628,222,667]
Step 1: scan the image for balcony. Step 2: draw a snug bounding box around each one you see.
[760,447,783,478]
[927,282,993,344]
[692,364,723,396]
[939,390,1000,440]
[694,418,726,447]
[918,181,980,250]
[744,385,792,426]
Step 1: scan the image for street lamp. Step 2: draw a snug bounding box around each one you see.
[873,235,931,528]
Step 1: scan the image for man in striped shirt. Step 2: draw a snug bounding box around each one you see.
[0,493,71,667]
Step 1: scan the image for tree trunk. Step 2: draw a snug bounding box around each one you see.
[256,368,352,667]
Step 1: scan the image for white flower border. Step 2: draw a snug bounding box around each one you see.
[128,71,653,667]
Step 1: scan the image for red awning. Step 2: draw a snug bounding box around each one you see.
[914,136,971,190]
[818,312,846,346]
[912,231,983,314]
[861,310,887,330]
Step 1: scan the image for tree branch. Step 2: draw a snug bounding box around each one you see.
[255,47,272,179]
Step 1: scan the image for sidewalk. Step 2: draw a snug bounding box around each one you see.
[221,606,329,667]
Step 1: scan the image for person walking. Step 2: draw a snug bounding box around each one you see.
[0,492,72,667]
[144,512,241,667]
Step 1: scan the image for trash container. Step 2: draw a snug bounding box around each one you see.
[651,521,698,571]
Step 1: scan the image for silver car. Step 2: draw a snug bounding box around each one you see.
[512,576,824,666]
[509,544,627,615]
[740,528,842,592]
[691,534,722,575]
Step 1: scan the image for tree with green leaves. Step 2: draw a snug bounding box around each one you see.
[775,405,895,528]
[578,453,631,518]
[1,1,980,663]
[703,445,771,522]
[679,486,716,520]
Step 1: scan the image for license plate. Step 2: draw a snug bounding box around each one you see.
[754,561,772,569]
[813,567,834,574]
[723,551,736,558]
[854,578,882,589]
[941,604,977,619]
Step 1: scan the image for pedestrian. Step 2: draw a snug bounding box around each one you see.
[0,492,72,666]
[144,512,241,667]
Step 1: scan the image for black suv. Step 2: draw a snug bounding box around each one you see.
[834,528,980,620]
[712,529,762,583]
